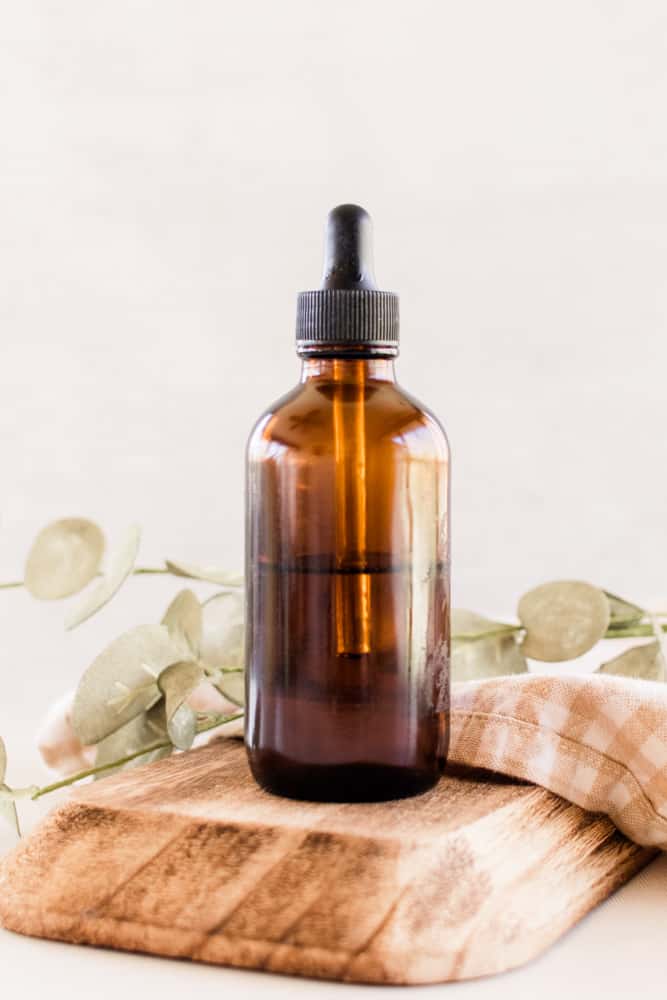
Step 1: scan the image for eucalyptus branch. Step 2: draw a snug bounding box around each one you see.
[603,623,667,639]
[453,621,667,643]
[453,624,523,642]
[204,664,244,680]
[30,743,170,799]
[1,566,178,590]
[30,711,243,801]
[196,711,244,734]
[2,511,666,838]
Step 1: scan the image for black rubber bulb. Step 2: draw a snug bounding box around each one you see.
[321,204,378,291]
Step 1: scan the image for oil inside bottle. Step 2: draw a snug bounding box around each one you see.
[246,550,449,801]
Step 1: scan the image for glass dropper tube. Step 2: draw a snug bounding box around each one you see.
[332,357,371,656]
[317,207,380,659]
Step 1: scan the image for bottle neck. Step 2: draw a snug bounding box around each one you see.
[299,355,397,384]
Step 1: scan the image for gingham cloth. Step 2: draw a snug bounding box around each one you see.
[450,673,667,849]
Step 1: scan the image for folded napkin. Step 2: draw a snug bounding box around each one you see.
[450,673,667,849]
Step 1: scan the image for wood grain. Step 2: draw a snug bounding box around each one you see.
[0,739,655,985]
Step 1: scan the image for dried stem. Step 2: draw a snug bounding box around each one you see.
[453,624,523,642]
[0,567,171,591]
[453,622,667,643]
[602,623,667,639]
[31,711,243,800]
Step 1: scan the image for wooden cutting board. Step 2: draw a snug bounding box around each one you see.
[0,738,654,985]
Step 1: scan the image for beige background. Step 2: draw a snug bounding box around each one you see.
[2,2,667,996]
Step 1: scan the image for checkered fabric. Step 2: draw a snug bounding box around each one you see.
[450,673,667,849]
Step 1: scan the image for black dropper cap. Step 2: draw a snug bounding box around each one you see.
[296,204,399,348]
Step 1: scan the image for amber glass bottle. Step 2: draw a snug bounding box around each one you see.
[245,205,450,801]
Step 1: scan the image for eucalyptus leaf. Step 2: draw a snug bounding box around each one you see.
[161,589,202,655]
[604,591,645,629]
[200,591,245,706]
[518,580,610,662]
[24,518,105,600]
[158,660,204,721]
[140,696,197,752]
[94,710,171,777]
[65,524,142,630]
[165,559,243,587]
[598,641,664,681]
[452,632,527,682]
[213,669,245,706]
[0,785,20,836]
[0,742,19,835]
[451,609,518,641]
[72,624,184,745]
[167,703,197,751]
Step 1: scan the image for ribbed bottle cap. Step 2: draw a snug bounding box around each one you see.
[296,205,399,348]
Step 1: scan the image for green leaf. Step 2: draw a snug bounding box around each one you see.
[167,703,197,750]
[94,710,171,777]
[161,589,202,655]
[598,641,664,681]
[0,743,20,836]
[165,559,243,587]
[158,661,204,721]
[451,609,518,641]
[452,632,527,682]
[72,624,185,745]
[213,669,245,707]
[200,592,245,706]
[140,694,197,752]
[604,591,645,629]
[65,524,141,630]
[0,785,20,837]
[451,611,527,680]
[24,518,105,600]
[518,580,610,662]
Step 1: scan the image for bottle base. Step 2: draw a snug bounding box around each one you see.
[247,750,442,803]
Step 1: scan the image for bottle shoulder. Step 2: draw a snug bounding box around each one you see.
[247,379,449,461]
[393,382,450,454]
